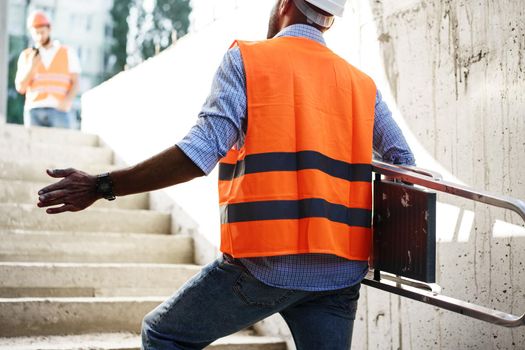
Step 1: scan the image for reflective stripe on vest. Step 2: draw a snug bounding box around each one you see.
[218,37,376,261]
[25,46,72,103]
[33,73,72,84]
[31,85,69,94]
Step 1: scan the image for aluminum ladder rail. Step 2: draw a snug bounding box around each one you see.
[365,160,525,327]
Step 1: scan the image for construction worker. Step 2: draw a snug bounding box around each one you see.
[37,0,415,348]
[15,10,80,129]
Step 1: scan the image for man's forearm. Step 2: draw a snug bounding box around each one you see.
[111,145,205,197]
[64,74,79,105]
[56,74,79,111]
[37,145,205,214]
[15,67,35,94]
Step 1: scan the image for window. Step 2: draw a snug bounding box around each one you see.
[85,48,91,64]
[86,15,92,32]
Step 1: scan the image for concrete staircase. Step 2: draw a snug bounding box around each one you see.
[0,124,286,350]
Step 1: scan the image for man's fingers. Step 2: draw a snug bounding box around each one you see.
[46,204,76,214]
[39,169,77,195]
[38,190,68,207]
[38,179,67,196]
[46,168,76,179]
[37,168,96,215]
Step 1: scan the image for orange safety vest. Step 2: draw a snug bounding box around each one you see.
[218,37,376,261]
[23,46,73,104]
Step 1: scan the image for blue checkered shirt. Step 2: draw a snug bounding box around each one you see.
[178,24,415,291]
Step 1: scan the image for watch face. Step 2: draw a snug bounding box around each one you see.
[96,174,114,200]
[99,182,111,193]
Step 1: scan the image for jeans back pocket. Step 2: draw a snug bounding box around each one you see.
[233,271,296,307]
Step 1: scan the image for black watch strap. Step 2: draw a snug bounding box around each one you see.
[95,172,116,201]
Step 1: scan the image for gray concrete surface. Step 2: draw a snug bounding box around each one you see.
[0,203,171,234]
[0,140,113,165]
[355,1,525,349]
[0,331,286,350]
[0,262,200,297]
[0,124,99,147]
[0,160,123,182]
[0,230,193,264]
[0,296,165,336]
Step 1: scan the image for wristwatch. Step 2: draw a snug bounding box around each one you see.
[95,172,116,201]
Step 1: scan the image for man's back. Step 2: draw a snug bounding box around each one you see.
[219,35,376,262]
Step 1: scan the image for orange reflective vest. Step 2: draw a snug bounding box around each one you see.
[218,37,376,261]
[23,46,73,104]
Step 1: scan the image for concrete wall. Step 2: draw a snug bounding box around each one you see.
[81,0,525,348]
[349,1,525,349]
[373,0,524,197]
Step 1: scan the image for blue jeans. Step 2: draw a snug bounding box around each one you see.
[28,107,74,129]
[141,254,360,350]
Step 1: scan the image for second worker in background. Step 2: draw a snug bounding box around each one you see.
[15,10,80,129]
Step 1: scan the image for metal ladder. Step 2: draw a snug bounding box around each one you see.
[366,161,525,328]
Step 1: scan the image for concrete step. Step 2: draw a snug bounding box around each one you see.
[0,230,192,264]
[0,160,122,183]
[0,203,170,234]
[0,140,113,165]
[0,123,99,147]
[0,262,200,298]
[0,179,149,210]
[0,331,286,350]
[0,296,164,336]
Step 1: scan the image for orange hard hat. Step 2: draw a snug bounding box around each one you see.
[27,11,51,28]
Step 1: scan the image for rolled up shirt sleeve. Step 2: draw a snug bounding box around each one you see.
[177,46,246,175]
[372,89,416,165]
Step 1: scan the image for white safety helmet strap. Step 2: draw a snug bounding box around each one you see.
[293,0,334,28]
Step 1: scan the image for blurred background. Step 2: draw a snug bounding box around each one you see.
[2,0,243,126]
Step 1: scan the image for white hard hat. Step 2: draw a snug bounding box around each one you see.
[293,0,346,28]
[305,0,347,17]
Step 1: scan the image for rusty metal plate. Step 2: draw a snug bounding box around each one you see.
[373,179,436,283]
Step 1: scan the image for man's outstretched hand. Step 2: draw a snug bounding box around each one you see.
[36,145,205,215]
[37,168,100,214]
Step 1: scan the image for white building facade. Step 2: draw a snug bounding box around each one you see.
[188,0,241,33]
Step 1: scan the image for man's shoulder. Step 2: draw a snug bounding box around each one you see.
[231,39,268,49]
[18,47,35,64]
[233,37,298,58]
[52,41,74,54]
[56,43,70,53]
